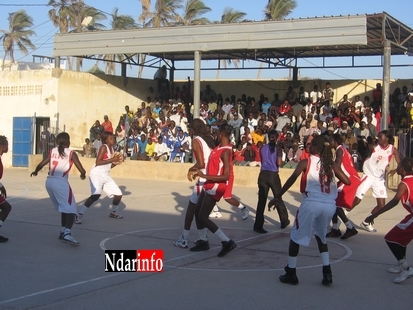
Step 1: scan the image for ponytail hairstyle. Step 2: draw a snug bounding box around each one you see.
[191,118,215,149]
[268,130,279,153]
[400,157,413,175]
[312,135,334,184]
[55,132,70,157]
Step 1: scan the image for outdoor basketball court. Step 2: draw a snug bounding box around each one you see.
[0,168,411,309]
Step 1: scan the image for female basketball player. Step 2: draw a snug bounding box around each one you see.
[0,136,12,242]
[31,132,86,245]
[76,131,123,223]
[269,135,350,285]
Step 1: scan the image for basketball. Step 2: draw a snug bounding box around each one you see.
[112,152,124,165]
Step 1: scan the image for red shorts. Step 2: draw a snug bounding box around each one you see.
[204,182,227,202]
[0,196,5,204]
[385,214,413,247]
[336,174,362,210]
[223,174,234,200]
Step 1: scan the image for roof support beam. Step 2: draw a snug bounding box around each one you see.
[193,51,201,119]
[382,40,391,131]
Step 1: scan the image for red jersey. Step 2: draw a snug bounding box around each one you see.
[337,145,358,177]
[233,150,244,161]
[401,175,413,214]
[205,144,233,187]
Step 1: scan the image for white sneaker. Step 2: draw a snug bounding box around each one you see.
[75,215,82,224]
[388,264,402,274]
[174,235,188,248]
[360,221,377,232]
[394,267,413,283]
[241,207,249,220]
[61,233,80,246]
[209,211,222,218]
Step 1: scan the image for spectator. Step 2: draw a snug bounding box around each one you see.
[82,138,94,158]
[92,133,102,157]
[89,120,104,141]
[246,98,260,119]
[285,85,297,102]
[249,141,263,167]
[202,84,218,103]
[145,137,156,160]
[309,85,322,108]
[322,82,334,109]
[298,87,309,106]
[240,143,255,166]
[154,65,168,92]
[102,115,113,133]
[283,142,302,169]
[261,97,271,115]
[152,136,170,161]
[228,113,242,145]
[233,144,244,166]
[372,82,382,110]
[350,143,363,172]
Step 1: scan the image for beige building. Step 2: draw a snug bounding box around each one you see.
[0,68,411,167]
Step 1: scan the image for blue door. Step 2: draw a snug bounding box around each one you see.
[12,117,34,167]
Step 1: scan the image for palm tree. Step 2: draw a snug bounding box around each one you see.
[102,8,138,75]
[137,0,183,78]
[1,10,36,71]
[176,0,211,26]
[264,0,297,21]
[216,7,246,78]
[220,7,246,24]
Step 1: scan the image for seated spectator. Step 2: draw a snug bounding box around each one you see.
[251,128,265,145]
[249,141,263,167]
[145,138,156,160]
[261,97,271,115]
[240,143,255,166]
[89,120,104,141]
[283,142,302,169]
[298,120,311,143]
[152,136,170,161]
[92,133,102,157]
[319,106,332,122]
[246,113,258,131]
[300,140,311,160]
[83,138,94,158]
[350,142,362,172]
[241,126,253,144]
[206,112,217,126]
[102,115,113,133]
[233,144,245,165]
[343,129,357,150]
[169,128,190,163]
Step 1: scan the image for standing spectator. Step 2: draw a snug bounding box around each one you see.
[285,85,297,102]
[221,98,233,119]
[202,84,218,103]
[254,130,290,233]
[30,132,87,245]
[92,133,103,157]
[269,135,350,285]
[298,87,309,106]
[229,113,242,145]
[102,115,113,133]
[372,83,382,110]
[322,82,334,109]
[89,120,104,141]
[309,85,322,108]
[246,98,260,119]
[0,136,12,242]
[154,65,168,92]
[261,97,272,115]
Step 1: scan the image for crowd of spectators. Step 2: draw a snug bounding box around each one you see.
[85,81,413,168]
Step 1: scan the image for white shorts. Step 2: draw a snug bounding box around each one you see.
[189,178,205,204]
[89,173,122,198]
[45,178,77,214]
[356,175,387,199]
[291,199,336,246]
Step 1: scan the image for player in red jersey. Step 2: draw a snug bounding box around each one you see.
[0,136,12,242]
[326,134,362,240]
[365,158,413,283]
[190,123,237,257]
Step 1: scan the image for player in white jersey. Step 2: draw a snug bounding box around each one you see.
[269,135,350,285]
[31,132,86,245]
[76,131,124,223]
[351,130,400,232]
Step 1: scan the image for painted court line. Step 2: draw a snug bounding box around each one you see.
[1,228,352,305]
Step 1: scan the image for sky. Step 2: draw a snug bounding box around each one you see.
[0,0,412,81]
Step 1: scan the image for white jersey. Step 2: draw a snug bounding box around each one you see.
[193,136,211,177]
[300,155,338,203]
[47,147,73,180]
[90,144,113,175]
[363,144,394,180]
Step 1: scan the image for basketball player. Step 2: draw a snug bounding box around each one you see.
[326,134,362,239]
[353,130,400,232]
[0,136,12,242]
[31,132,86,245]
[76,131,123,223]
[269,135,350,285]
[190,124,237,257]
[365,158,413,283]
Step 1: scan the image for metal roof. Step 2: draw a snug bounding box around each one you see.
[52,12,413,67]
